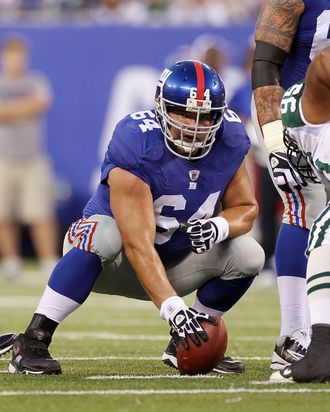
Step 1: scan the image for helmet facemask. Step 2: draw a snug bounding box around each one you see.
[156,96,226,160]
[155,60,227,160]
[283,127,319,183]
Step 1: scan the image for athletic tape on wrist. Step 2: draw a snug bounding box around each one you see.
[262,120,286,154]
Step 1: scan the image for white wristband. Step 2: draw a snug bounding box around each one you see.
[210,216,229,243]
[160,296,187,322]
[262,120,285,154]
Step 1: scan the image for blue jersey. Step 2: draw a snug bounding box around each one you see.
[281,0,330,89]
[84,109,250,263]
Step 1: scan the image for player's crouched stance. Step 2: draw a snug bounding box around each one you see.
[271,46,330,383]
[9,60,264,375]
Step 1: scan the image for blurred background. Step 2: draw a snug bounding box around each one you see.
[0,0,281,280]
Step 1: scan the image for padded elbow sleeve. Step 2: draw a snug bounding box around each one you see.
[252,41,288,90]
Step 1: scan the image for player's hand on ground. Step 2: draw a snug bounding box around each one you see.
[269,151,307,193]
[169,307,216,349]
[183,217,229,254]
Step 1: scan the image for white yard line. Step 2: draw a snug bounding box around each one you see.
[0,296,153,309]
[1,388,330,396]
[0,356,270,363]
[56,332,169,340]
[53,331,274,342]
[61,356,269,361]
[86,374,222,380]
[0,331,275,342]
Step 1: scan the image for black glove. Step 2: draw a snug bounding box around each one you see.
[269,151,307,193]
[184,217,229,254]
[168,307,216,349]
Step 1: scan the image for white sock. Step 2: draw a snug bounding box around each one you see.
[307,245,330,325]
[192,296,225,318]
[36,285,80,323]
[277,276,309,336]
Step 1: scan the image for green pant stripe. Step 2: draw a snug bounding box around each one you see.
[307,272,330,284]
[309,205,330,250]
[315,213,330,249]
[308,208,328,249]
[307,283,330,295]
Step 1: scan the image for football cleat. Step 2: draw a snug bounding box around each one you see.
[270,328,310,370]
[212,356,245,374]
[270,366,294,383]
[162,335,245,374]
[271,324,330,383]
[9,332,61,375]
[0,333,16,356]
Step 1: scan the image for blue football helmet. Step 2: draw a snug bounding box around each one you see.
[155,60,227,159]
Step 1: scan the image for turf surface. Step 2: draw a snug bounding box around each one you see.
[1,267,330,411]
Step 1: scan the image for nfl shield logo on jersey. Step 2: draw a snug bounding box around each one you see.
[189,170,200,181]
[188,170,200,190]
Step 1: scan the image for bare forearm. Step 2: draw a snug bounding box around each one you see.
[221,204,258,238]
[108,168,178,309]
[124,243,177,308]
[253,85,284,126]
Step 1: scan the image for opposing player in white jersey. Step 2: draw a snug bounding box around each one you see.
[251,0,330,370]
[271,45,330,383]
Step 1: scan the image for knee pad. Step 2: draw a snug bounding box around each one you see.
[63,214,122,263]
[229,236,265,276]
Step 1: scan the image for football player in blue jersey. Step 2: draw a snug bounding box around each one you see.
[271,45,330,383]
[8,60,264,375]
[251,0,330,370]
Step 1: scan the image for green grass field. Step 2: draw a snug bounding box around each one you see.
[1,268,330,412]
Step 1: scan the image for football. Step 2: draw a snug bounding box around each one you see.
[177,317,228,375]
